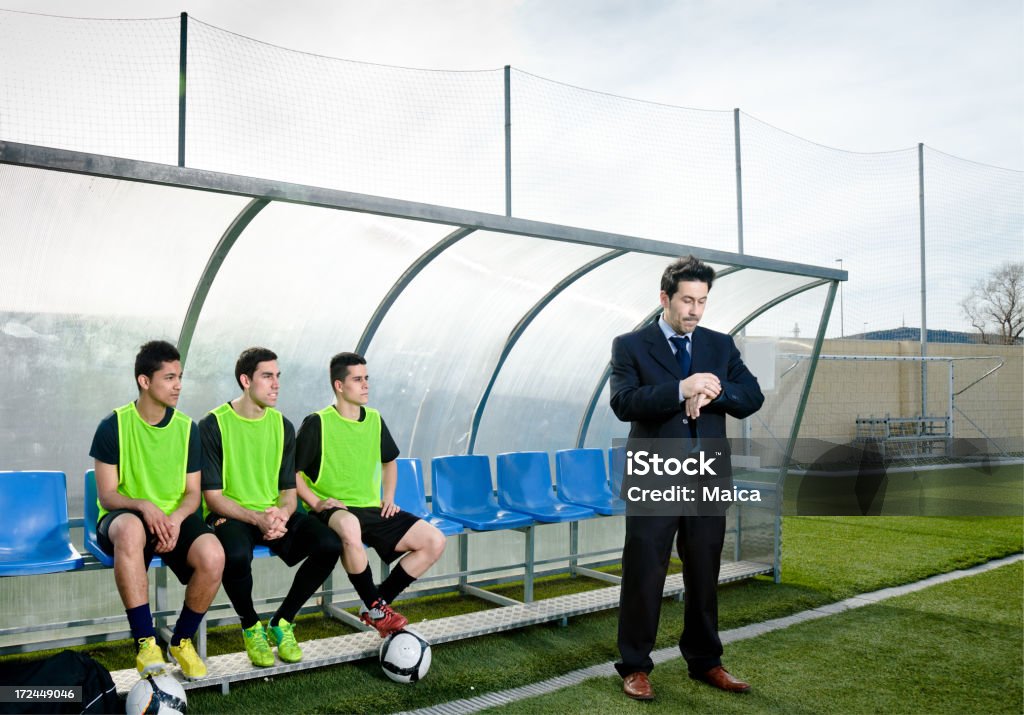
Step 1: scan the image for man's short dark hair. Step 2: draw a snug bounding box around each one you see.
[135,340,180,389]
[661,255,715,297]
[330,352,367,386]
[235,347,278,389]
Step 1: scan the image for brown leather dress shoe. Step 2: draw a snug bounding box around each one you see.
[690,665,751,693]
[622,672,654,700]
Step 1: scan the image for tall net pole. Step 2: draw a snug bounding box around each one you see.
[504,65,512,217]
[918,142,927,416]
[177,12,188,168]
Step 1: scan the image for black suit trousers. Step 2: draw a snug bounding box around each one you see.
[615,513,726,677]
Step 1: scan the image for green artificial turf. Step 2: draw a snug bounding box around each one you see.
[781,463,1023,517]
[3,516,1020,714]
[481,561,1023,715]
[181,516,1021,714]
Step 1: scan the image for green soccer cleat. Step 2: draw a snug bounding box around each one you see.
[242,622,275,667]
[136,636,167,676]
[168,637,207,679]
[268,618,303,663]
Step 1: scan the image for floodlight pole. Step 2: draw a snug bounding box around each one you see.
[178,13,188,168]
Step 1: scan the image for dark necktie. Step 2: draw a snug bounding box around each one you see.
[669,335,691,377]
[670,335,698,441]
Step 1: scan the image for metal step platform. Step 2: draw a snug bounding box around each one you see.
[109,560,773,695]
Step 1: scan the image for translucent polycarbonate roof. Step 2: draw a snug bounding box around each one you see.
[0,142,842,503]
[0,164,250,317]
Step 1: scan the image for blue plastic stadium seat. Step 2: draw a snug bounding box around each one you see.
[555,448,626,515]
[86,469,162,568]
[394,458,464,536]
[496,452,595,523]
[608,446,627,500]
[431,455,533,531]
[0,471,83,576]
[85,469,270,567]
[84,469,114,567]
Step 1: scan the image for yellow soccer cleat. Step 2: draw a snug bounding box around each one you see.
[168,637,207,679]
[136,636,167,676]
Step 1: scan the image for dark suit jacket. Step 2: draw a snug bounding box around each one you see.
[610,323,764,492]
[611,322,764,436]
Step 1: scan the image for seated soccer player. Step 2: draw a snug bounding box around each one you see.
[90,340,224,679]
[201,347,342,667]
[295,352,446,637]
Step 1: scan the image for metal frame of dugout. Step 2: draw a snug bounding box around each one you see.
[0,139,840,689]
[0,475,778,666]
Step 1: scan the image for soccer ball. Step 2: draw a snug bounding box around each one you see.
[379,627,432,683]
[125,673,187,714]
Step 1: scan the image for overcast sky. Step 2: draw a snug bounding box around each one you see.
[5,0,1022,169]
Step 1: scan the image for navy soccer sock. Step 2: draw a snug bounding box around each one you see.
[171,605,205,646]
[126,603,156,642]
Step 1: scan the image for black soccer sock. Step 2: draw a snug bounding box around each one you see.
[275,559,329,625]
[221,571,260,631]
[274,519,340,624]
[275,560,332,625]
[171,605,205,646]
[378,561,416,605]
[126,603,156,641]
[216,519,262,630]
[347,564,382,609]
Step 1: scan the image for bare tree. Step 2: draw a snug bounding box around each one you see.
[961,261,1023,344]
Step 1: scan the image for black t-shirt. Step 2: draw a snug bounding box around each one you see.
[199,406,297,492]
[295,406,399,480]
[89,406,201,472]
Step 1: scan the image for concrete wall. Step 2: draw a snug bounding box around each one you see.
[791,339,1022,445]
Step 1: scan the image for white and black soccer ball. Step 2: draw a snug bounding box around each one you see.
[125,673,187,714]
[379,627,432,683]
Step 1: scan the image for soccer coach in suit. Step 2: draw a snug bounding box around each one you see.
[610,255,764,700]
